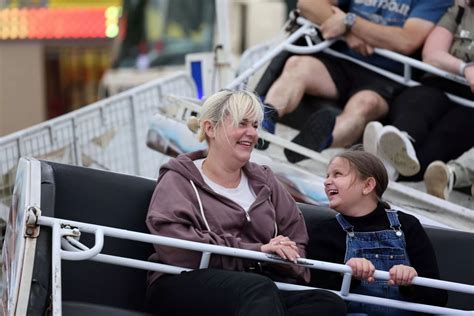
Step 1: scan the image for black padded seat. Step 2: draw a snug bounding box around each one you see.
[28,161,157,314]
[26,161,473,313]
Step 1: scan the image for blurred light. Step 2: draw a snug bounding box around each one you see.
[105,24,119,38]
[105,6,119,20]
[0,7,121,40]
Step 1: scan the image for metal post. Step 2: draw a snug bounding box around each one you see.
[51,222,63,315]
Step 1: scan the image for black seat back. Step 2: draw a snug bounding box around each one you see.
[33,161,156,313]
[298,203,474,310]
[28,162,473,313]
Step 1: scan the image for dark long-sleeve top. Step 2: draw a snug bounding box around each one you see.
[307,203,448,306]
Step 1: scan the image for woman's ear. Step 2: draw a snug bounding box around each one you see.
[203,120,215,139]
[363,177,377,195]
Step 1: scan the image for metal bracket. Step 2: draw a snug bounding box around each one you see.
[60,225,82,239]
[24,206,41,238]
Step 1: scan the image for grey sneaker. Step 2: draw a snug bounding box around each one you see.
[378,125,420,177]
[424,161,455,200]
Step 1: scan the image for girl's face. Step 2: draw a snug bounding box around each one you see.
[211,114,259,166]
[324,157,369,212]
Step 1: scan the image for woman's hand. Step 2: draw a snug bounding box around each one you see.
[346,258,375,282]
[388,265,418,286]
[261,235,300,263]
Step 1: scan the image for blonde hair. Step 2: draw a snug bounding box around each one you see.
[187,89,264,142]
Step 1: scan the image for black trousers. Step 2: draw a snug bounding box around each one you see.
[389,84,474,181]
[146,269,346,316]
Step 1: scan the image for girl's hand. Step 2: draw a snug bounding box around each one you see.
[388,265,418,286]
[346,258,375,282]
[261,235,300,263]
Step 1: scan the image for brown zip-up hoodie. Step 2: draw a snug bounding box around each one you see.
[146,150,310,286]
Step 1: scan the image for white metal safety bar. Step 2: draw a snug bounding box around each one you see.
[228,16,473,108]
[37,215,474,316]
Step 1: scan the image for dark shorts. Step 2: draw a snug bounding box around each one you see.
[316,53,405,106]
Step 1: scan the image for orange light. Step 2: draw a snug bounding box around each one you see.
[0,7,120,40]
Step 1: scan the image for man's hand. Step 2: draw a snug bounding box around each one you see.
[320,6,347,39]
[346,257,375,282]
[388,265,418,286]
[261,235,300,263]
[346,33,374,56]
[464,65,474,93]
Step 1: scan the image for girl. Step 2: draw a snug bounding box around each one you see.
[308,148,447,315]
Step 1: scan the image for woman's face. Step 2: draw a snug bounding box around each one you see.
[324,157,367,212]
[211,114,259,166]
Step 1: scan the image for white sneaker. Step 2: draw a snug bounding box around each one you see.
[424,161,455,200]
[363,121,383,155]
[378,125,420,177]
[363,121,399,181]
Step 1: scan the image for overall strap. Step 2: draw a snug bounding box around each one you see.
[336,213,355,237]
[385,209,402,236]
[456,5,465,25]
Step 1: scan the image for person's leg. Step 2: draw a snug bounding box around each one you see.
[280,289,347,316]
[257,54,341,150]
[389,85,450,150]
[146,269,286,316]
[410,105,474,181]
[450,147,474,188]
[264,55,339,118]
[331,90,389,148]
[283,107,337,163]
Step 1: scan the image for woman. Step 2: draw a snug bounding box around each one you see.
[145,89,346,315]
[363,0,474,184]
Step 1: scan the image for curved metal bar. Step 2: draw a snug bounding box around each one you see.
[226,22,315,90]
[284,39,336,54]
[60,228,104,261]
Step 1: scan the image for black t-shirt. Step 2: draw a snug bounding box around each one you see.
[307,203,448,306]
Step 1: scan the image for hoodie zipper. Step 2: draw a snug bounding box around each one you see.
[244,210,251,222]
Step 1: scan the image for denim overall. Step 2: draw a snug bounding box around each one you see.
[336,210,416,316]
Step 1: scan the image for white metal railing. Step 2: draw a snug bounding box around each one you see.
[37,215,474,315]
[1,15,473,218]
[0,73,196,211]
[231,16,473,108]
[161,95,474,232]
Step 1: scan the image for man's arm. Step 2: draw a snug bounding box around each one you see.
[350,17,435,55]
[297,0,337,25]
[321,10,435,55]
[299,0,374,55]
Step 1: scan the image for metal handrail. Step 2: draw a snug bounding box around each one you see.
[38,215,474,315]
[229,16,473,108]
